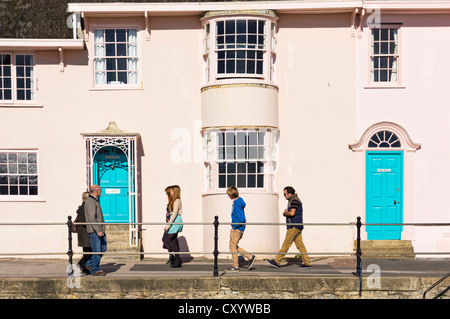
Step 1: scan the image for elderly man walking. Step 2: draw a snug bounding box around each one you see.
[84,185,107,276]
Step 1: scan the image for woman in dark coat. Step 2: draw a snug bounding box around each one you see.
[76,191,91,274]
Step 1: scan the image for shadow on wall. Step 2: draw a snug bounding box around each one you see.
[178,236,193,262]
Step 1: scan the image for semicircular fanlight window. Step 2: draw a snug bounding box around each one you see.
[368,130,401,148]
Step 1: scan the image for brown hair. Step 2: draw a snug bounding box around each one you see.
[167,185,181,211]
[226,186,239,199]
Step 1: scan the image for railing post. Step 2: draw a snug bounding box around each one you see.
[355,216,362,296]
[67,215,74,276]
[213,215,219,277]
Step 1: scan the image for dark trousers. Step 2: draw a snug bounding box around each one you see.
[78,247,92,267]
[165,232,181,266]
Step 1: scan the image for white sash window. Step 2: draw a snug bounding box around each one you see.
[202,13,277,85]
[370,27,399,84]
[0,150,39,198]
[0,53,35,103]
[94,28,138,86]
[203,128,278,193]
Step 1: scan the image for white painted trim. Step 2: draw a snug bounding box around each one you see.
[349,122,421,240]
[0,39,84,51]
[69,1,364,16]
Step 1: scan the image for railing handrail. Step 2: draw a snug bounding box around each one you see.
[423,271,450,299]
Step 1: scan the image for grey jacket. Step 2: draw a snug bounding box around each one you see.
[84,195,106,234]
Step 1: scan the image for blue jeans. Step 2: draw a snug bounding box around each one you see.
[86,233,107,274]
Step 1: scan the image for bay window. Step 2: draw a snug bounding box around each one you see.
[203,128,278,193]
[202,12,277,84]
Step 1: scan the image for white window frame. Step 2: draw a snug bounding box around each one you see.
[0,53,36,105]
[202,14,277,86]
[367,24,402,87]
[0,149,42,201]
[90,24,142,90]
[203,128,278,193]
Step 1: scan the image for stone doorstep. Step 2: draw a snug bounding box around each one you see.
[354,240,416,259]
[103,225,142,262]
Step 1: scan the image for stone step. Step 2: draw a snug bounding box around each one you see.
[354,240,416,259]
[103,224,142,262]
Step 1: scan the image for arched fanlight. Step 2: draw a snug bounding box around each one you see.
[368,130,401,148]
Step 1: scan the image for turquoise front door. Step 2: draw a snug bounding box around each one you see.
[93,146,129,223]
[366,152,403,240]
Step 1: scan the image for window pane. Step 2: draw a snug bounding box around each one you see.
[218,175,226,188]
[118,72,127,84]
[237,20,246,34]
[218,60,225,73]
[226,20,235,34]
[227,175,236,188]
[17,90,25,100]
[16,55,24,65]
[106,44,115,56]
[247,175,256,188]
[105,29,115,42]
[236,59,245,73]
[117,44,126,56]
[217,21,224,35]
[236,146,246,159]
[116,29,126,42]
[107,72,116,83]
[237,175,246,187]
[257,174,264,188]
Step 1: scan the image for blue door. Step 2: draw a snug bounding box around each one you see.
[366,152,403,240]
[93,146,129,223]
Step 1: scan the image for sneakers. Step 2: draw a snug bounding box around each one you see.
[299,264,312,270]
[228,267,239,272]
[266,259,280,268]
[248,255,256,270]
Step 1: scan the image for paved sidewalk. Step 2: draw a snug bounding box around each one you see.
[0,256,448,278]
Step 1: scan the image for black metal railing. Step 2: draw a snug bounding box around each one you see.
[1,216,449,297]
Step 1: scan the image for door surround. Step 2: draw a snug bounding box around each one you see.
[349,121,421,240]
[81,122,141,246]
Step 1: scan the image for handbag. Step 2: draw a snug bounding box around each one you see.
[168,214,183,234]
[71,216,79,233]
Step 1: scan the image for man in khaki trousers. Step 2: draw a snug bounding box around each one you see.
[267,186,311,269]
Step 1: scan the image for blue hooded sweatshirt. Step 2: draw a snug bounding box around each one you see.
[231,197,246,231]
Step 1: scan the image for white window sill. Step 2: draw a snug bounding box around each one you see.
[0,103,43,108]
[0,197,46,202]
[89,86,144,91]
[364,85,406,89]
[202,191,278,197]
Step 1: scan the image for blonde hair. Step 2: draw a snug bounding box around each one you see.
[226,186,239,199]
[167,185,181,211]
[82,191,90,201]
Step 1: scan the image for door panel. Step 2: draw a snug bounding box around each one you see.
[93,146,129,223]
[366,152,403,240]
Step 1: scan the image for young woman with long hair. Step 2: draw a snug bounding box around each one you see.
[164,185,183,267]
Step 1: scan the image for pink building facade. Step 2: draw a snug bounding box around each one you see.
[0,1,449,260]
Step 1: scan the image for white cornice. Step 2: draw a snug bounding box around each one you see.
[68,1,364,16]
[68,1,450,17]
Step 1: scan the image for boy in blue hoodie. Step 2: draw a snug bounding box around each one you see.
[227,186,256,271]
